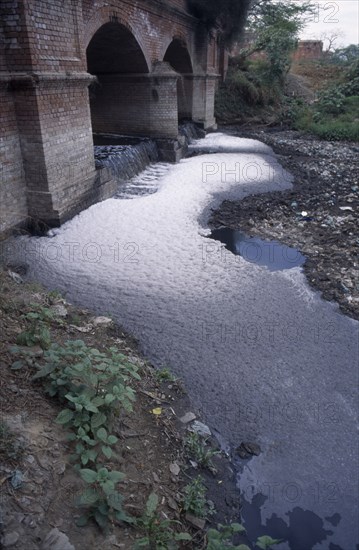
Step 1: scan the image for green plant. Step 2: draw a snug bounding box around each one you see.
[182,476,214,519]
[185,432,219,472]
[155,368,176,383]
[135,493,192,549]
[15,303,62,349]
[255,537,283,549]
[11,339,141,530]
[76,467,131,530]
[245,1,315,83]
[206,523,246,549]
[47,289,63,302]
[314,87,346,117]
[206,523,282,549]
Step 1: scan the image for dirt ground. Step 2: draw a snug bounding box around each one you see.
[0,270,242,550]
[210,126,359,321]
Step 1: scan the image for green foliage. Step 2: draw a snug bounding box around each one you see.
[184,432,219,472]
[11,339,141,530]
[135,492,192,549]
[280,96,306,124]
[256,536,283,549]
[155,367,176,383]
[216,0,316,122]
[207,523,246,549]
[245,0,315,82]
[76,467,132,530]
[16,304,61,349]
[47,289,63,302]
[182,476,214,519]
[291,53,359,141]
[296,95,359,142]
[329,44,359,66]
[16,303,64,349]
[303,120,359,142]
[206,523,281,549]
[314,87,346,116]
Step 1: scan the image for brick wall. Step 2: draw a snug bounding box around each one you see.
[1,0,221,233]
[0,81,28,234]
[292,41,323,61]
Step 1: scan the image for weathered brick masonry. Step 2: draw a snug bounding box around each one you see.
[0,0,224,234]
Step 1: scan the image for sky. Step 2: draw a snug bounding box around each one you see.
[299,0,359,47]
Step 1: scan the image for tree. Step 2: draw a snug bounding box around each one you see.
[320,29,345,53]
[186,0,252,45]
[242,0,316,81]
[331,44,359,65]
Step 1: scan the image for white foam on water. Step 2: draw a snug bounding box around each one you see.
[14,133,359,549]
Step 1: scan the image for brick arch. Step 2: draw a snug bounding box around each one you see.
[160,33,193,68]
[162,35,194,122]
[83,6,152,72]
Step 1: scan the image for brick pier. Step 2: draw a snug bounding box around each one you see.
[0,0,225,234]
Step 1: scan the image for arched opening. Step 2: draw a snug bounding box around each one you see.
[86,22,150,138]
[163,39,193,122]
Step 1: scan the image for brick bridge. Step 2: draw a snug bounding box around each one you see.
[1,0,226,234]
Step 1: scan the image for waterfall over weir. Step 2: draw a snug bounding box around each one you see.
[93,123,204,199]
[94,138,159,180]
[94,137,163,199]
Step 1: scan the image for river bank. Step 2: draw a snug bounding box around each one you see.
[210,127,359,320]
[0,270,243,549]
[1,132,358,549]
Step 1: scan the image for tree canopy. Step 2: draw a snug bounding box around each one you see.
[243,0,316,81]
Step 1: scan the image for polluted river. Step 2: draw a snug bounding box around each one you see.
[6,133,358,549]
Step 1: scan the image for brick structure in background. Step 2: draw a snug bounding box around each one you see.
[0,0,225,234]
[231,34,323,63]
[292,40,324,62]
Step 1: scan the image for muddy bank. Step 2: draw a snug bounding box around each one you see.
[210,127,359,320]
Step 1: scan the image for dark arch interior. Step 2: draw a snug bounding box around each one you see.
[87,22,149,75]
[86,22,150,139]
[164,39,193,122]
[163,39,193,74]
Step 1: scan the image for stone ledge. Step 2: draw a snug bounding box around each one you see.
[6,72,96,91]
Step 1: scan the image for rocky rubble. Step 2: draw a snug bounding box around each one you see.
[211,128,359,320]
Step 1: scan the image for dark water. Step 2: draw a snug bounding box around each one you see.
[210,227,306,271]
[93,133,146,146]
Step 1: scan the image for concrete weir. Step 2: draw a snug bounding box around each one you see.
[0,0,224,235]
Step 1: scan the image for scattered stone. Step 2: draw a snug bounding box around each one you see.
[51,304,68,317]
[180,412,196,424]
[70,324,93,333]
[10,470,23,490]
[41,528,75,550]
[169,463,180,476]
[93,316,112,326]
[7,271,23,284]
[1,531,20,547]
[185,513,206,530]
[210,128,359,320]
[54,461,66,475]
[236,442,261,459]
[22,516,37,528]
[190,421,211,438]
[167,496,179,511]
